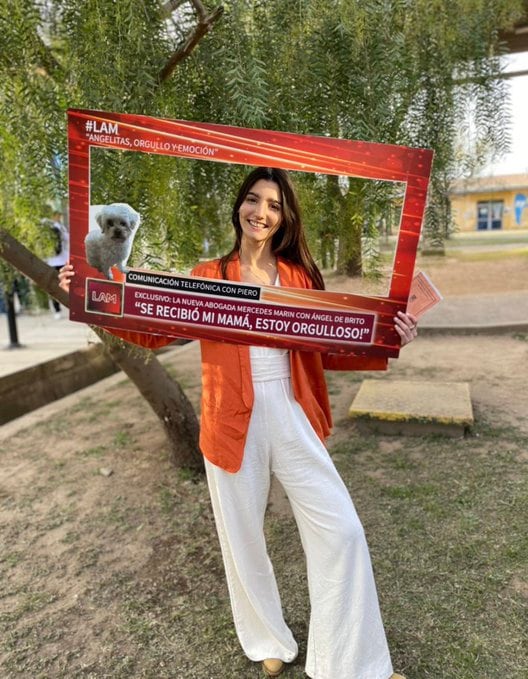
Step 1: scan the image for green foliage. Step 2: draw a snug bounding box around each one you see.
[0,0,524,279]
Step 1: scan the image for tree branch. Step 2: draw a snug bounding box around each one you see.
[159,4,224,82]
[0,229,69,308]
[35,32,64,78]
[160,0,190,19]
[0,228,203,472]
[190,0,209,21]
[161,0,209,21]
[30,1,220,85]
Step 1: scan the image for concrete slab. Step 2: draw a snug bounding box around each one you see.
[349,380,474,437]
[0,344,119,425]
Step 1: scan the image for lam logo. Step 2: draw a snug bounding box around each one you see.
[97,121,117,134]
[86,278,123,316]
[86,120,119,134]
[91,290,118,305]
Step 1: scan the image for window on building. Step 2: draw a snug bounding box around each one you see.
[477,200,503,230]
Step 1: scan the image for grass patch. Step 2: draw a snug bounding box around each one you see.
[513,332,528,342]
[35,417,71,435]
[178,466,198,482]
[451,247,528,262]
[60,530,80,545]
[158,486,178,514]
[330,421,528,678]
[1,368,527,677]
[1,590,57,625]
[0,551,23,568]
[447,234,528,248]
[113,430,133,448]
[102,497,132,528]
[79,444,107,458]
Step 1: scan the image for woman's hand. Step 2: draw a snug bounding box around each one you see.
[58,263,74,293]
[394,310,418,347]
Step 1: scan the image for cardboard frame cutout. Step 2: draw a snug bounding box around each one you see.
[67,108,433,361]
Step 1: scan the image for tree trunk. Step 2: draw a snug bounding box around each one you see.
[99,333,202,472]
[4,287,22,348]
[0,229,203,473]
[328,175,363,277]
[337,229,363,277]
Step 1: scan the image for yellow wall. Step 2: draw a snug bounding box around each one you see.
[451,187,528,232]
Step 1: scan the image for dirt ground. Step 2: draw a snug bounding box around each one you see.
[326,250,528,436]
[326,247,528,297]
[0,251,527,678]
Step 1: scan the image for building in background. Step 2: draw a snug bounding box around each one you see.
[450,174,528,232]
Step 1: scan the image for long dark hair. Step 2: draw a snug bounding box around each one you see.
[219,167,325,290]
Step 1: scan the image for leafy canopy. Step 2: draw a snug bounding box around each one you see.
[0,0,523,275]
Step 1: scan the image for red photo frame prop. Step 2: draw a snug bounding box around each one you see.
[67,109,433,361]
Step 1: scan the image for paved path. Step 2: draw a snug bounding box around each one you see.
[420,290,528,332]
[1,288,527,379]
[0,311,98,378]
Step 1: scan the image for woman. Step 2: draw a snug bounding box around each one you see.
[60,167,417,678]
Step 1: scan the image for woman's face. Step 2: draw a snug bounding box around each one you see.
[238,179,283,247]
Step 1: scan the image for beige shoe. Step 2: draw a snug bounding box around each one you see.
[262,658,285,676]
[391,674,406,679]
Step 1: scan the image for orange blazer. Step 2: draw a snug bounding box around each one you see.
[107,255,387,472]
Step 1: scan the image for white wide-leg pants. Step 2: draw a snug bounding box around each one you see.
[204,354,394,679]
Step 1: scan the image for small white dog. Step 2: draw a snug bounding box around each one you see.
[85,203,141,280]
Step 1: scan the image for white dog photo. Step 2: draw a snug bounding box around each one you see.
[85,203,141,280]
